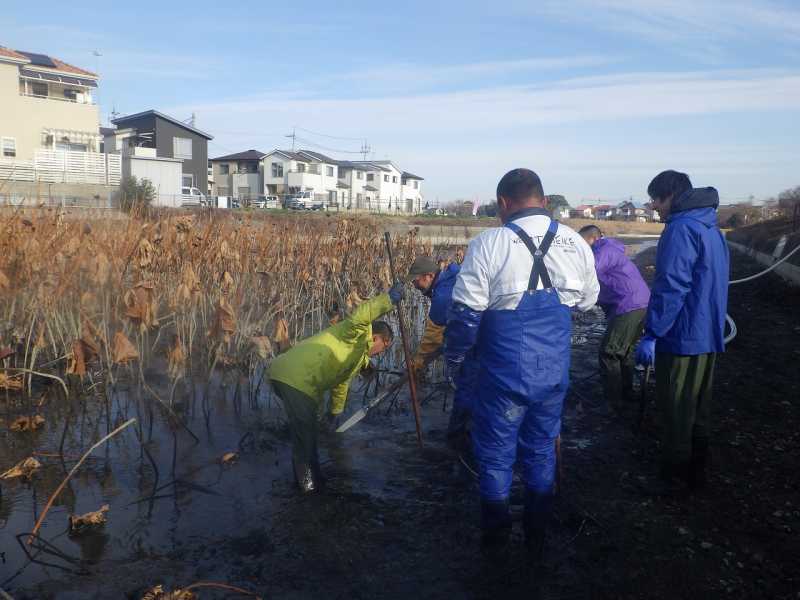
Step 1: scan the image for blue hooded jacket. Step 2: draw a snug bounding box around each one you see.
[428,262,460,326]
[646,187,730,355]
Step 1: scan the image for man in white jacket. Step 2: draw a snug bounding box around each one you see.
[444,168,599,558]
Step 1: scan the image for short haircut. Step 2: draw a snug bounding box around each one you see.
[647,170,692,202]
[496,168,544,204]
[371,321,394,343]
[579,225,602,237]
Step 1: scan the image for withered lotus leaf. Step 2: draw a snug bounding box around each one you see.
[68,504,109,536]
[0,372,23,390]
[10,414,45,432]
[112,331,139,364]
[250,336,272,360]
[66,339,87,377]
[141,586,197,600]
[273,318,291,352]
[0,456,42,479]
[167,335,186,379]
[220,451,238,464]
[210,299,236,344]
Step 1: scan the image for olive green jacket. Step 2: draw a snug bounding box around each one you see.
[268,293,393,414]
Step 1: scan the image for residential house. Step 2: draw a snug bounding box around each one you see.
[593,204,614,220]
[210,149,266,201]
[109,110,213,194]
[262,149,340,206]
[401,171,424,213]
[259,148,424,212]
[571,204,595,219]
[0,46,120,197]
[553,205,571,220]
[616,200,637,221]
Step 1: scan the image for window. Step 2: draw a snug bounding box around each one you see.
[31,82,48,97]
[63,88,78,101]
[367,173,374,182]
[413,180,418,189]
[297,162,306,173]
[326,166,334,177]
[384,175,389,182]
[182,174,194,188]
[238,186,251,197]
[219,164,230,175]
[218,187,230,196]
[392,176,397,183]
[241,162,257,174]
[173,137,192,159]
[309,164,320,174]
[271,162,284,177]
[357,193,363,201]
[2,137,16,158]
[356,170,363,179]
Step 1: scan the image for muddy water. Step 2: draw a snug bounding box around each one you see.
[1,238,654,598]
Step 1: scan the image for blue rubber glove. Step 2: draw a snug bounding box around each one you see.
[388,281,404,305]
[635,335,656,367]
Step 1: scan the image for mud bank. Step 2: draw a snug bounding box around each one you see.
[2,246,798,600]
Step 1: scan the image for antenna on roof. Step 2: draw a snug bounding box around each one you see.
[360,140,371,160]
[109,104,120,124]
[183,113,196,127]
[285,127,297,152]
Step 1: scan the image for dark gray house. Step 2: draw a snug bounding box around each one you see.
[111,110,213,193]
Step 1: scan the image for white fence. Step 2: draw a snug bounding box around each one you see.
[0,150,121,185]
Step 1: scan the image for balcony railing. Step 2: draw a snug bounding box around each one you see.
[20,91,95,105]
[0,149,120,185]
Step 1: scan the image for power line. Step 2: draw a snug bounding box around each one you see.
[295,126,365,142]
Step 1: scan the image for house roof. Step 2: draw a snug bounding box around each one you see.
[296,149,340,164]
[1,48,97,77]
[594,204,612,211]
[112,110,214,140]
[337,160,370,171]
[0,47,28,62]
[402,171,424,180]
[99,127,116,137]
[574,205,594,211]
[210,149,266,162]
[351,161,391,172]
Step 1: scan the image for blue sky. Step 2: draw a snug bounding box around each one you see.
[3,0,800,204]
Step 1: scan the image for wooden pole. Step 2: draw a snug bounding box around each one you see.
[383,232,423,447]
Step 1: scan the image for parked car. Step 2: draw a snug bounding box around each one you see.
[181,186,207,207]
[286,191,324,210]
[253,195,280,209]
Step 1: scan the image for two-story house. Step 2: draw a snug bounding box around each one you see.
[258,147,424,212]
[109,110,213,194]
[401,171,424,213]
[262,149,341,206]
[209,149,266,200]
[0,46,121,199]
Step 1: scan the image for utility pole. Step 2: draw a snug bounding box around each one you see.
[92,50,102,125]
[360,140,371,160]
[285,127,297,152]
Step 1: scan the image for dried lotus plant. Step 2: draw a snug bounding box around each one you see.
[68,504,109,535]
[1,456,42,479]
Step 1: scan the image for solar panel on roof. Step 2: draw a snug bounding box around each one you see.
[18,51,57,68]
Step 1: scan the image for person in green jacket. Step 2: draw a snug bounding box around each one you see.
[269,283,403,492]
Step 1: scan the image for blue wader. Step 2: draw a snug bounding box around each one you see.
[473,218,571,550]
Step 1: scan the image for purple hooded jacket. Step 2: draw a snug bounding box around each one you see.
[592,237,650,319]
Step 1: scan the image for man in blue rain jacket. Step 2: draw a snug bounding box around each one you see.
[405,256,477,451]
[444,168,599,557]
[635,170,729,490]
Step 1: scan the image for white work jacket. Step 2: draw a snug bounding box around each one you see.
[453,212,600,312]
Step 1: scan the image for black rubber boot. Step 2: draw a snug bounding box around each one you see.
[480,499,512,555]
[523,489,554,564]
[688,437,709,491]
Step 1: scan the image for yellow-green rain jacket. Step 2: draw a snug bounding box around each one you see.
[268,293,393,415]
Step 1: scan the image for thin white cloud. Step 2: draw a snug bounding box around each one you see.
[515,0,800,56]
[168,68,800,200]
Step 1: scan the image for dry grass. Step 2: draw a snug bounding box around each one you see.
[0,206,431,397]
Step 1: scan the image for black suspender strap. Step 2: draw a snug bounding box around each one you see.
[505,219,559,291]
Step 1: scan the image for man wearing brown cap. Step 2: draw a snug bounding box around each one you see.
[406,255,477,453]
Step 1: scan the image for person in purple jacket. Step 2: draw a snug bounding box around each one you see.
[579,225,650,412]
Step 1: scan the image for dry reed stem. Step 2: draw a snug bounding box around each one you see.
[27,417,136,544]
